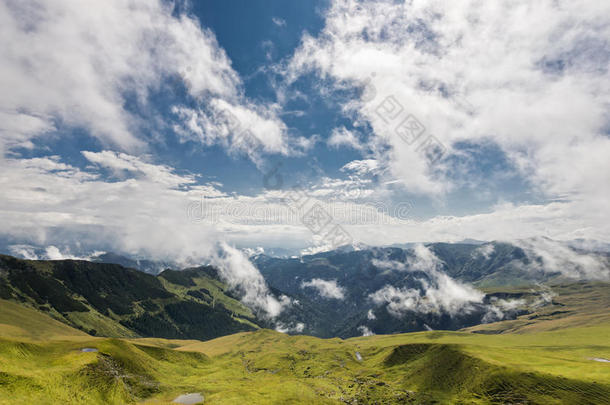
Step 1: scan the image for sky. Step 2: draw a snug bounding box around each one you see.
[1,0,609,262]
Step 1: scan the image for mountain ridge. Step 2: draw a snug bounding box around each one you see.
[0,254,258,340]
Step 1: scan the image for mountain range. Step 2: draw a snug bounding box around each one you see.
[1,239,608,340]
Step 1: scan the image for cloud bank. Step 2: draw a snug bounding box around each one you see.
[511,237,610,280]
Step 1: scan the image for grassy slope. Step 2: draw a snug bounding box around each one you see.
[0,299,88,341]
[178,326,610,404]
[0,337,211,405]
[0,256,259,340]
[466,281,610,334]
[158,271,259,330]
[1,282,609,404]
[1,309,609,403]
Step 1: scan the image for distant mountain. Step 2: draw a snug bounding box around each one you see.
[255,246,488,337]
[255,240,610,337]
[0,255,258,340]
[2,239,608,341]
[90,252,174,274]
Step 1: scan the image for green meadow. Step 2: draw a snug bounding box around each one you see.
[1,283,609,405]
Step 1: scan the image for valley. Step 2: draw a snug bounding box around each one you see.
[1,242,609,404]
[1,294,609,404]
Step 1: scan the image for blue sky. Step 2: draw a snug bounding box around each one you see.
[1,0,609,261]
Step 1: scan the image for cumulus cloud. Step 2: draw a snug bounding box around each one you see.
[370,277,483,318]
[82,150,201,188]
[369,244,484,317]
[370,245,532,323]
[407,244,443,272]
[301,278,346,299]
[0,0,216,151]
[8,244,106,261]
[371,258,407,271]
[529,284,557,309]
[285,0,610,238]
[171,99,296,167]
[0,0,295,160]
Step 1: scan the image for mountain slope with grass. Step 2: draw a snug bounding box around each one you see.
[0,299,609,404]
[0,255,259,340]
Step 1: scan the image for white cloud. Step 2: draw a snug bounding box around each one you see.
[482,297,528,323]
[7,244,39,260]
[369,243,600,322]
[212,243,292,318]
[407,244,443,272]
[2,0,608,263]
[271,17,286,27]
[530,284,557,309]
[345,200,610,247]
[473,244,495,260]
[0,0,217,151]
[510,237,610,280]
[82,150,201,188]
[371,258,407,271]
[4,152,607,261]
[369,244,484,317]
[7,244,106,261]
[0,0,294,160]
[341,159,380,177]
[327,127,363,150]
[44,246,78,261]
[357,325,374,336]
[276,322,305,334]
[0,153,222,261]
[301,278,346,299]
[285,0,610,235]
[40,245,105,261]
[171,99,291,165]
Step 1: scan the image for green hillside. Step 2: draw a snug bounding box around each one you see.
[465,281,610,334]
[0,298,88,341]
[1,283,609,404]
[0,255,259,340]
[1,253,609,403]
